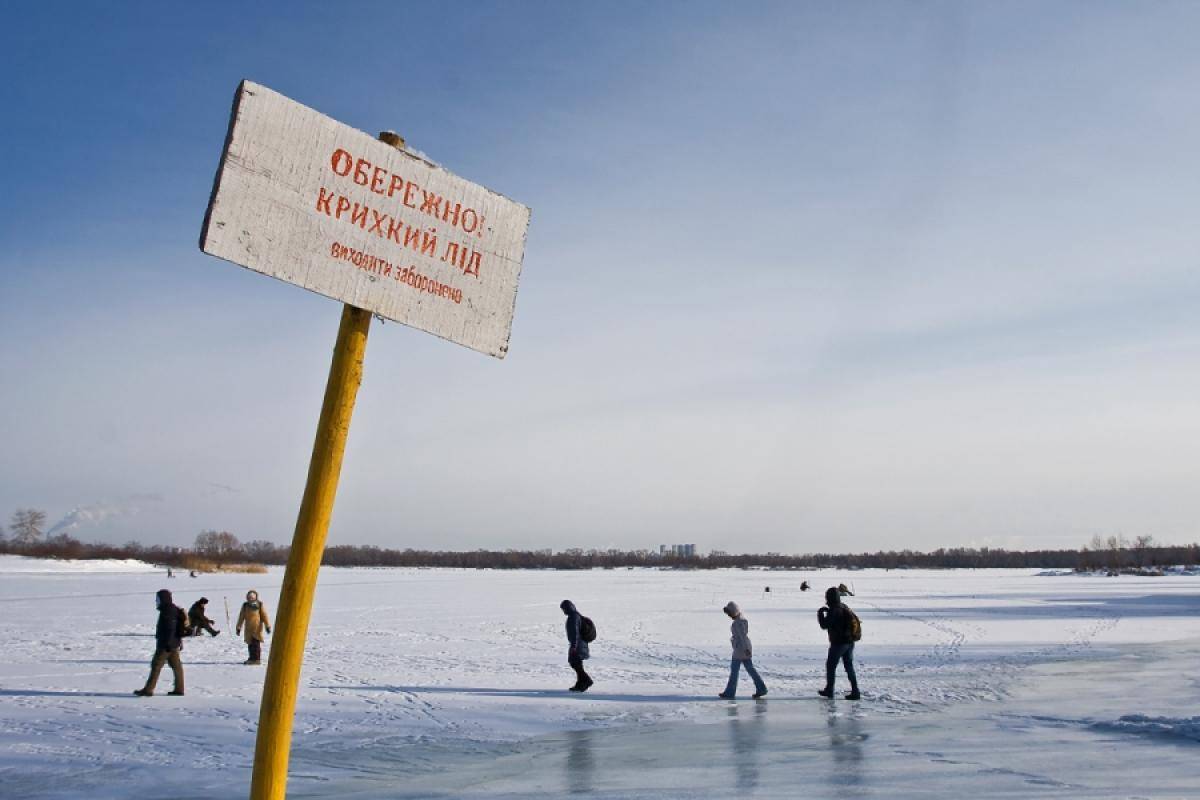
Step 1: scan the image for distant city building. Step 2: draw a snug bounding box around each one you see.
[657,543,697,558]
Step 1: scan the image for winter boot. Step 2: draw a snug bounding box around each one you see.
[133,688,152,697]
[817,687,833,698]
[844,690,861,700]
[753,689,768,699]
[168,690,185,696]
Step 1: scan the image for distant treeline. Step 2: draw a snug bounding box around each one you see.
[1,519,1197,572]
[322,541,1200,571]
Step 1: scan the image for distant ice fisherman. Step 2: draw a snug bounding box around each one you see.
[235,590,271,665]
[718,601,767,699]
[133,589,186,697]
[560,600,595,692]
[817,586,861,700]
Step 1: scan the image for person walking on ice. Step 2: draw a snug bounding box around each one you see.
[560,600,594,692]
[235,590,271,665]
[718,601,767,699]
[133,589,186,697]
[818,586,861,700]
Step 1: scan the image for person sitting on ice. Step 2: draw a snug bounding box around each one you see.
[187,597,220,637]
[235,590,271,665]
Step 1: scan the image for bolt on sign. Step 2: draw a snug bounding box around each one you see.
[200,80,531,358]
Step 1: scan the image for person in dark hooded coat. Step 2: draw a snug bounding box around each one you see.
[560,600,592,692]
[817,586,860,700]
[188,597,220,636]
[134,589,186,696]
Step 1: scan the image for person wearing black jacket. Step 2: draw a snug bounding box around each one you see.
[817,586,860,700]
[560,600,592,692]
[187,597,220,637]
[134,589,186,696]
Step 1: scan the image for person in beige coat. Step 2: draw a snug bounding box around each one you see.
[235,590,271,665]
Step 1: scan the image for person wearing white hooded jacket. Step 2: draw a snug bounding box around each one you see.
[719,601,767,699]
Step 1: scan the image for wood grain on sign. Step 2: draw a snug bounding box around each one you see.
[200,80,531,358]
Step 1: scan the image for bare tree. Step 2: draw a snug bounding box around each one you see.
[1133,534,1156,567]
[1103,534,1130,570]
[194,530,241,563]
[10,509,47,547]
[242,539,285,563]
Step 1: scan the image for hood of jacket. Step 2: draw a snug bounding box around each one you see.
[825,587,842,607]
[560,600,577,616]
[156,589,173,609]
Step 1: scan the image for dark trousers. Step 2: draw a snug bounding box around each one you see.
[191,620,218,636]
[569,652,591,686]
[144,648,184,693]
[247,640,262,661]
[825,642,858,692]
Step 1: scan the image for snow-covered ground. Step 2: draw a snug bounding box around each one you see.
[0,554,162,574]
[1,559,1197,798]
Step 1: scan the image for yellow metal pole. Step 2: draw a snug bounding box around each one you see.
[249,132,403,800]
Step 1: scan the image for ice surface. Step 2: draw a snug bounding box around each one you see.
[1,561,1197,798]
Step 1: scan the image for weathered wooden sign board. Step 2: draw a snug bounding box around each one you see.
[201,81,531,358]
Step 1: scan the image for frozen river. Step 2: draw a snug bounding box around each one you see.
[1,557,1197,798]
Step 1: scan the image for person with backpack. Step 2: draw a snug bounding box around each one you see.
[187,597,220,637]
[134,589,186,697]
[235,589,271,665]
[817,586,861,700]
[560,600,594,692]
[719,601,767,699]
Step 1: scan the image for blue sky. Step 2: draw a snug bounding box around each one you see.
[3,2,1199,552]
